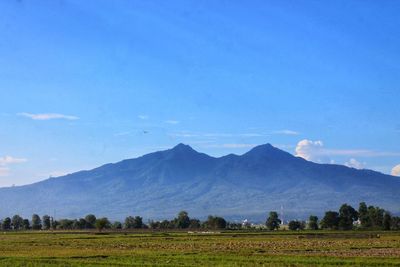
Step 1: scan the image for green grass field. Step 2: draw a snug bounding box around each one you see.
[0,230,399,266]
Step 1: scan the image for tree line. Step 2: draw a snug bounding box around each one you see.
[266,202,400,231]
[0,211,228,231]
[1,202,399,231]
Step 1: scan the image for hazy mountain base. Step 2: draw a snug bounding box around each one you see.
[0,144,399,221]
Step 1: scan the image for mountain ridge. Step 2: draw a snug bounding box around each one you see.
[0,143,399,221]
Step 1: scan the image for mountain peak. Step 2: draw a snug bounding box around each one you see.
[172,143,194,151]
[246,143,276,153]
[243,143,295,160]
[174,143,190,148]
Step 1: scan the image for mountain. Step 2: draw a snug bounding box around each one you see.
[0,143,399,221]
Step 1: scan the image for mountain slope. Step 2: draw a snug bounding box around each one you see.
[0,143,399,221]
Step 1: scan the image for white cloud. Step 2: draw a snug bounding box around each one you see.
[0,156,27,177]
[295,139,328,162]
[18,113,79,120]
[164,120,180,125]
[0,167,9,177]
[138,115,149,120]
[273,130,300,135]
[0,156,27,166]
[323,149,400,157]
[295,139,400,163]
[391,164,400,176]
[345,158,365,169]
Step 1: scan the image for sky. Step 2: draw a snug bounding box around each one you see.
[0,0,400,187]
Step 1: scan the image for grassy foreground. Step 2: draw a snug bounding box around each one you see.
[0,230,399,266]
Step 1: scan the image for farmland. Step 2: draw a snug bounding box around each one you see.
[0,231,399,266]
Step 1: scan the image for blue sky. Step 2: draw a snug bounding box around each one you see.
[1,0,400,186]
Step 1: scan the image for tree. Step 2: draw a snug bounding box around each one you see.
[148,220,159,229]
[124,216,143,229]
[391,216,400,230]
[72,219,85,230]
[320,211,339,230]
[358,202,370,228]
[42,215,51,230]
[51,218,58,230]
[288,220,305,231]
[2,217,11,230]
[175,211,190,229]
[383,212,392,230]
[133,216,143,228]
[32,214,42,230]
[368,206,384,228]
[159,220,172,229]
[189,219,201,229]
[85,214,97,229]
[22,219,30,230]
[58,219,74,230]
[226,222,242,230]
[338,204,358,230]
[124,216,133,229]
[358,202,386,229]
[71,218,87,229]
[266,211,281,231]
[308,215,319,230]
[95,217,110,231]
[204,216,227,229]
[112,221,122,229]
[12,215,24,230]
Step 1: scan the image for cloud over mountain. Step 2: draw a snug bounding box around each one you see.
[392,164,400,176]
[295,139,328,162]
[345,158,365,169]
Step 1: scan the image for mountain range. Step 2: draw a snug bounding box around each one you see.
[0,143,399,222]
